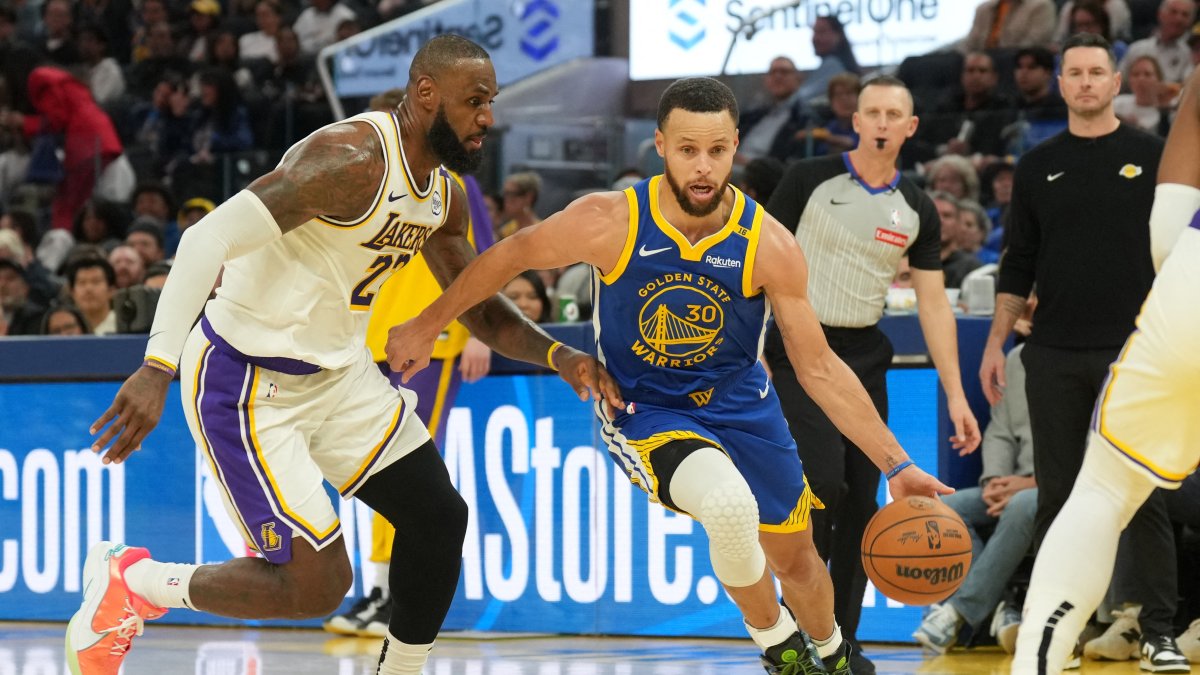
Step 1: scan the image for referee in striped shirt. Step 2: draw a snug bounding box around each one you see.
[764,75,981,674]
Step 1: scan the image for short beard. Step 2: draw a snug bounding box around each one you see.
[664,164,728,217]
[428,106,483,174]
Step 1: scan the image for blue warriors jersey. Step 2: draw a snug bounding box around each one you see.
[594,175,769,409]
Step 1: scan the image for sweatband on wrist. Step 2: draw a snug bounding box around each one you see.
[885,460,914,480]
[144,190,283,369]
[142,357,177,377]
[546,341,565,370]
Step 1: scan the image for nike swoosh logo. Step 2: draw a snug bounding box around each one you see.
[830,198,853,205]
[388,191,408,202]
[758,385,770,399]
[638,245,671,257]
[1047,172,1065,182]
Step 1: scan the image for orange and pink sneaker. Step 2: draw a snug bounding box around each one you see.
[65,541,167,675]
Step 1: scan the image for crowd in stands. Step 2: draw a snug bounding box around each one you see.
[0,0,442,335]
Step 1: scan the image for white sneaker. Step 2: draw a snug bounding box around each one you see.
[990,600,1022,654]
[1177,618,1200,663]
[1140,635,1191,673]
[912,603,962,654]
[1085,606,1142,661]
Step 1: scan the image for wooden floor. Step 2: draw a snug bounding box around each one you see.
[0,622,1167,674]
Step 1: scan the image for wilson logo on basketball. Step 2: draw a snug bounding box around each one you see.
[875,228,908,247]
[894,562,965,586]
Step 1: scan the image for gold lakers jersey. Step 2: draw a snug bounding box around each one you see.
[204,110,452,370]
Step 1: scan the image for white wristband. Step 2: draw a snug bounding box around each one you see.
[145,190,283,368]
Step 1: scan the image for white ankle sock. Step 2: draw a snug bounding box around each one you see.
[747,605,798,652]
[124,559,198,610]
[812,623,843,659]
[376,634,432,675]
[374,561,390,597]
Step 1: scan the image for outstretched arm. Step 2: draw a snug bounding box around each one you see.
[755,217,952,499]
[401,188,626,404]
[386,191,627,374]
[91,122,386,463]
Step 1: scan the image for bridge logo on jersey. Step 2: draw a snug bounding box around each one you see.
[360,212,432,254]
[631,272,729,368]
[668,0,707,50]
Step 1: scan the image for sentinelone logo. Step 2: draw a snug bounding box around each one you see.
[667,0,953,51]
[669,0,707,50]
[519,0,560,61]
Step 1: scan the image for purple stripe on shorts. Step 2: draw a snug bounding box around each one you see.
[197,345,296,564]
[233,364,341,550]
[1190,207,1200,231]
[201,317,322,376]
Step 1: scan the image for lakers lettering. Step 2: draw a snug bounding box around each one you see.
[361,212,432,253]
[630,273,730,368]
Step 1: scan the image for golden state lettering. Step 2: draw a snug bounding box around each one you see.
[361,212,432,253]
[636,272,732,303]
[630,272,729,368]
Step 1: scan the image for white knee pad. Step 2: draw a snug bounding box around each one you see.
[699,479,766,587]
[668,447,766,588]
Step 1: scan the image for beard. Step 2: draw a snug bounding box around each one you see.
[428,106,484,174]
[664,163,729,217]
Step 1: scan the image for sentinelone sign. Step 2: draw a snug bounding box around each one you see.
[631,0,987,80]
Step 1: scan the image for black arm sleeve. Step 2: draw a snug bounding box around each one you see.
[996,161,1039,297]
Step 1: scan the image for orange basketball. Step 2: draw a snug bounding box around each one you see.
[860,496,972,605]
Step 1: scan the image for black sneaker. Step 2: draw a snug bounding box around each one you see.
[356,595,392,638]
[848,644,875,675]
[822,640,854,675]
[323,587,386,635]
[761,631,825,675]
[1140,635,1191,673]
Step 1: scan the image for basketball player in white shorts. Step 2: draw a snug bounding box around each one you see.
[70,35,617,675]
[1012,66,1200,675]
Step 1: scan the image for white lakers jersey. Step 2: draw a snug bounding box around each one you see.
[204,110,453,369]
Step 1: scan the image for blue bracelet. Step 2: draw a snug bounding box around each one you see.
[885,460,914,480]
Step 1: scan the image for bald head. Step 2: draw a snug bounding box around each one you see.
[408,34,491,84]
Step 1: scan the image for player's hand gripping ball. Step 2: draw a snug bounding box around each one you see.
[861,496,972,605]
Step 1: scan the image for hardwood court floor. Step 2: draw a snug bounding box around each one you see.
[0,622,1162,674]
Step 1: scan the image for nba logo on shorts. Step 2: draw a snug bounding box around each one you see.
[431,192,443,216]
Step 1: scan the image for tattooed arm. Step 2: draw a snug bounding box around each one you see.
[249,122,385,231]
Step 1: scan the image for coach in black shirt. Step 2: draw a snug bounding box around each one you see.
[980,33,1184,668]
[765,75,981,675]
